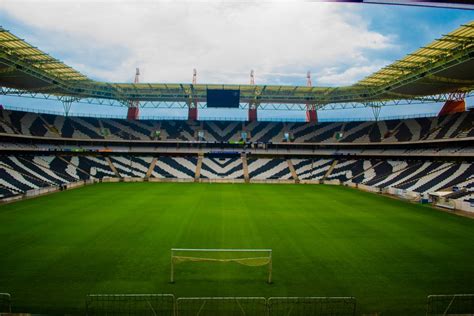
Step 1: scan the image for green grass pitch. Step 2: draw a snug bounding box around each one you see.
[0,182,473,315]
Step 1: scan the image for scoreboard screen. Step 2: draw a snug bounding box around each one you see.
[207,89,240,108]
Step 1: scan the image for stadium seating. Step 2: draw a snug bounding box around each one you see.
[0,152,472,204]
[0,157,50,192]
[398,163,474,193]
[325,160,362,182]
[0,108,473,209]
[1,108,472,142]
[200,157,244,179]
[463,195,474,204]
[202,121,243,142]
[109,156,149,178]
[49,156,89,180]
[291,158,333,180]
[74,156,115,179]
[247,158,293,180]
[152,156,197,179]
[0,186,18,199]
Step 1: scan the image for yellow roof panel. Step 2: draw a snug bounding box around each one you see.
[0,27,90,82]
[356,21,474,88]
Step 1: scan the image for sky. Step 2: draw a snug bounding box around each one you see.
[0,0,473,121]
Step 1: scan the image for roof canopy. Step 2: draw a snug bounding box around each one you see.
[0,22,473,107]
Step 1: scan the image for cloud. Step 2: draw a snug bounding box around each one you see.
[1,0,394,85]
[317,62,389,85]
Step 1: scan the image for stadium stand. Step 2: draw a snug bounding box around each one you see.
[1,108,473,142]
[109,156,149,178]
[74,156,115,179]
[203,121,243,142]
[152,156,197,179]
[291,158,334,181]
[247,158,293,181]
[325,160,362,182]
[0,153,472,200]
[200,157,244,180]
[0,158,49,192]
[0,107,472,212]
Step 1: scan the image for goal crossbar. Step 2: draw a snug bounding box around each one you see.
[427,294,474,315]
[85,294,175,316]
[170,248,272,283]
[0,293,11,314]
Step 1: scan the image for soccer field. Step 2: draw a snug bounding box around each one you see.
[0,182,473,315]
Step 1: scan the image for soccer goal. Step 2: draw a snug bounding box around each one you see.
[268,297,357,316]
[427,294,474,315]
[85,294,175,316]
[170,248,273,283]
[176,297,267,316]
[0,293,11,313]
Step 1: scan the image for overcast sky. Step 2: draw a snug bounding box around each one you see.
[0,1,473,120]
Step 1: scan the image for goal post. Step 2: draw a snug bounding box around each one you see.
[268,297,357,316]
[85,294,175,316]
[176,297,267,316]
[427,294,474,315]
[0,293,11,313]
[170,248,273,284]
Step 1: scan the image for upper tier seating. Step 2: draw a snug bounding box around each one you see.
[202,122,243,142]
[1,108,472,143]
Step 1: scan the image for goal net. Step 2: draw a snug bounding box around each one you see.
[268,297,357,316]
[0,293,11,313]
[427,294,474,315]
[170,248,272,283]
[85,294,175,316]
[176,297,267,316]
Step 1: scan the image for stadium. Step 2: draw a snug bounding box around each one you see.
[0,1,473,315]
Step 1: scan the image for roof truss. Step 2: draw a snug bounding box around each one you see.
[0,22,473,107]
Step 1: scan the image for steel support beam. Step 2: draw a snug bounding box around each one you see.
[3,87,472,112]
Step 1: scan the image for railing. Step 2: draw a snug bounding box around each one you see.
[0,105,189,120]
[318,113,439,122]
[0,104,445,123]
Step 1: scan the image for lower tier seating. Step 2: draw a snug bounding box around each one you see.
[325,160,363,182]
[109,156,150,178]
[291,159,333,180]
[247,158,293,180]
[0,186,18,199]
[0,154,472,201]
[152,157,197,179]
[200,157,244,180]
